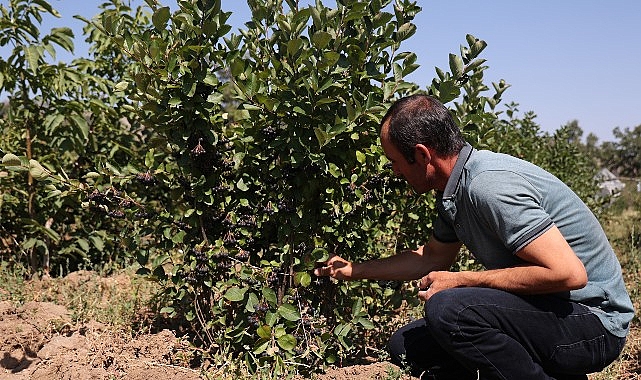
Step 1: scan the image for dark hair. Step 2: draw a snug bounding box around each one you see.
[382,94,466,163]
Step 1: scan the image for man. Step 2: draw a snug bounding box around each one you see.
[314,94,633,379]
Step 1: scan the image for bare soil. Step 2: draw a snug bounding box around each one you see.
[0,271,412,380]
[0,271,638,379]
[0,300,200,380]
[0,296,411,380]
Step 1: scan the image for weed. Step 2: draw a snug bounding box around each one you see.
[591,179,641,379]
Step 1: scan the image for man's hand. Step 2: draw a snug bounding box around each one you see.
[313,256,354,280]
[417,271,461,301]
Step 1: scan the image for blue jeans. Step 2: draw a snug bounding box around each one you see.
[388,288,626,380]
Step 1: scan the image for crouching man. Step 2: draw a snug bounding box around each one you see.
[315,94,633,379]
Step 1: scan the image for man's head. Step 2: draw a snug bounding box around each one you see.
[381,94,465,163]
[380,95,466,193]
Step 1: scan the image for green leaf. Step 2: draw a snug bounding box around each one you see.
[327,163,341,178]
[152,7,171,30]
[320,51,340,68]
[287,38,303,57]
[396,22,416,42]
[265,310,278,326]
[334,323,351,337]
[253,339,269,354]
[314,128,330,147]
[29,160,49,180]
[338,334,353,349]
[464,58,487,73]
[171,230,186,243]
[257,325,271,339]
[236,178,249,191]
[43,114,65,132]
[152,254,170,267]
[245,292,259,312]
[277,303,301,322]
[145,149,155,168]
[263,287,277,307]
[312,248,329,262]
[24,45,41,74]
[438,80,461,104]
[449,53,464,78]
[294,272,311,287]
[277,334,297,351]
[114,81,129,91]
[48,27,74,53]
[468,34,487,57]
[76,238,90,252]
[351,298,363,318]
[70,114,89,140]
[2,153,21,167]
[358,317,375,329]
[224,286,247,302]
[89,235,105,252]
[311,31,332,49]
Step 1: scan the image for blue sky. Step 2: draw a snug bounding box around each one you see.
[6,0,641,142]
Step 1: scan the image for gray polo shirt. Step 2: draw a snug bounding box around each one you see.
[433,144,634,338]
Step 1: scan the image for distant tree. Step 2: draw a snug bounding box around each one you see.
[563,120,584,145]
[584,132,600,162]
[586,132,599,150]
[610,125,641,177]
[598,140,618,169]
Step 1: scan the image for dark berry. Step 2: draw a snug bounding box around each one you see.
[108,210,125,218]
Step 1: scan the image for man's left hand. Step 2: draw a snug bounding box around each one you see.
[417,271,462,301]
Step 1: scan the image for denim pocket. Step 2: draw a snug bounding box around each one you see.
[549,334,606,373]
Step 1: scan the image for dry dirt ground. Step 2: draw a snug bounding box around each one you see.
[0,271,638,380]
[0,298,412,380]
[0,271,413,380]
[0,300,203,380]
[0,298,410,380]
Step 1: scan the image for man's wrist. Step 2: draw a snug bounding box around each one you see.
[350,262,363,280]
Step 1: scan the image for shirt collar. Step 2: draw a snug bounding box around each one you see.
[442,143,473,200]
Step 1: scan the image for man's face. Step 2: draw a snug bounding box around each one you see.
[380,122,431,194]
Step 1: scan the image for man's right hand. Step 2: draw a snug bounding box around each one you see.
[313,255,354,280]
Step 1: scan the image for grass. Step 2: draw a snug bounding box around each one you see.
[590,180,641,379]
[0,266,160,334]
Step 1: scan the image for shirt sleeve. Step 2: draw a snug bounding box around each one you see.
[433,211,460,243]
[467,170,554,253]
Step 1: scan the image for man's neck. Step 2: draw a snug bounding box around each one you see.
[432,153,460,192]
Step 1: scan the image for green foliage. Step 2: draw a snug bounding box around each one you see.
[0,0,152,275]
[600,124,641,177]
[87,0,441,373]
[83,0,511,373]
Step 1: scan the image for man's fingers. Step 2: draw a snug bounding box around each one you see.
[418,287,433,301]
[314,265,332,277]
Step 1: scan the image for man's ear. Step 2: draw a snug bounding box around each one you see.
[414,144,431,165]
